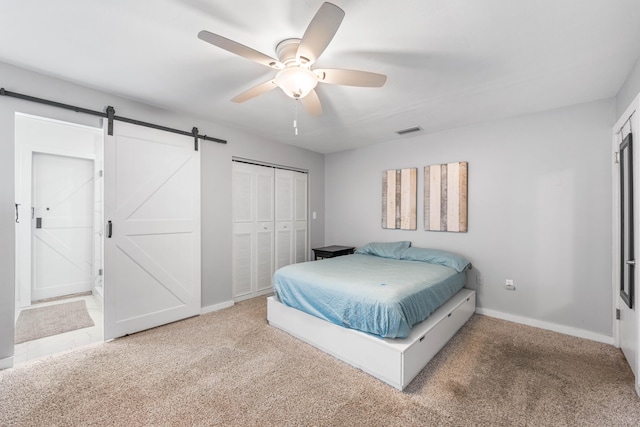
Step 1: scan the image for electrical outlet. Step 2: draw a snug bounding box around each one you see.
[505,279,515,291]
[476,274,484,285]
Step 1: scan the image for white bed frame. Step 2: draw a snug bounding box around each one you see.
[267,288,476,390]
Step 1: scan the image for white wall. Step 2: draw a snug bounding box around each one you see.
[616,55,640,118]
[0,61,324,366]
[325,99,614,339]
[0,70,15,368]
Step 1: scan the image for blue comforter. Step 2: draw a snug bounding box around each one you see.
[273,254,466,338]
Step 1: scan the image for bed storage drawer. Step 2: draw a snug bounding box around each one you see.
[401,289,476,388]
[268,288,476,390]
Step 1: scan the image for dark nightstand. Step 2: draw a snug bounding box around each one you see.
[312,245,356,260]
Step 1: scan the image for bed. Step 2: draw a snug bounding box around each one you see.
[267,241,476,390]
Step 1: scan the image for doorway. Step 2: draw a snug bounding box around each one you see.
[613,100,640,397]
[14,113,104,364]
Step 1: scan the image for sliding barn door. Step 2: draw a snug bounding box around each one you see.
[103,122,201,340]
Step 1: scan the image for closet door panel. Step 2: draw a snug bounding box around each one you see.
[276,228,293,270]
[256,171,274,222]
[256,226,274,292]
[233,163,308,299]
[233,169,253,223]
[295,172,307,221]
[294,172,308,263]
[295,229,307,264]
[276,170,293,222]
[232,163,256,298]
[255,167,274,291]
[232,162,275,299]
[275,169,294,269]
[233,232,253,297]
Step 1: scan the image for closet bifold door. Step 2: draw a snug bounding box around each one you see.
[232,162,308,301]
[232,162,274,300]
[275,169,294,270]
[275,169,308,269]
[294,171,308,264]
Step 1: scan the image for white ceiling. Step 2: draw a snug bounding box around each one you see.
[2,0,640,154]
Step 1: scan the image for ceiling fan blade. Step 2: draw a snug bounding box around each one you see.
[232,80,278,103]
[297,2,345,65]
[198,30,283,69]
[315,68,387,87]
[300,89,322,116]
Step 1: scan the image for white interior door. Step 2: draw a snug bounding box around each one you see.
[255,168,275,293]
[275,169,308,269]
[104,121,201,340]
[232,162,274,300]
[275,169,294,270]
[31,153,94,301]
[294,171,308,264]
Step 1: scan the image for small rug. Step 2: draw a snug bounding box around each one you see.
[14,300,95,344]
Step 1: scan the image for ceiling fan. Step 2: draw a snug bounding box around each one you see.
[198,2,387,116]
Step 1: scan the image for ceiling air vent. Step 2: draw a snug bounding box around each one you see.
[395,126,423,136]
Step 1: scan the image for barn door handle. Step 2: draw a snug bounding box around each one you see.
[15,203,19,223]
[107,220,113,238]
[36,218,42,229]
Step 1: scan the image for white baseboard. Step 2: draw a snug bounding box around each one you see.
[0,356,14,370]
[201,300,234,315]
[475,307,614,345]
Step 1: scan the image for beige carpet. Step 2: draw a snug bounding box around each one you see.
[1,296,639,426]
[14,300,94,344]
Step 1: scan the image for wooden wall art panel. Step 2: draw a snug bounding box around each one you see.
[381,168,417,230]
[424,162,468,232]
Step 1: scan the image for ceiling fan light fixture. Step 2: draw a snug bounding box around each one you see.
[275,67,318,99]
[199,2,385,115]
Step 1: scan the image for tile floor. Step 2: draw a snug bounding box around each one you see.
[13,293,103,365]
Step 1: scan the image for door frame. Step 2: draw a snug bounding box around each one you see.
[14,113,102,308]
[612,93,640,396]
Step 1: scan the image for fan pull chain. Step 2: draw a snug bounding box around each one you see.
[293,100,299,136]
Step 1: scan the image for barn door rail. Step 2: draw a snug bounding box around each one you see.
[0,87,227,150]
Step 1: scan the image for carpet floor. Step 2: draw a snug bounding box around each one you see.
[14,300,95,344]
[1,296,639,426]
